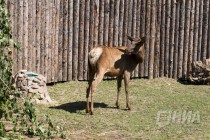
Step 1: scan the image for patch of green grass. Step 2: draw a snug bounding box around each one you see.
[35,78,210,139]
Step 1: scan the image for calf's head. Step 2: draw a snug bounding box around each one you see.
[125,36,145,55]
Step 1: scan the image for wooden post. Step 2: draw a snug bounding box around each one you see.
[114,0,120,47]
[35,0,41,74]
[177,0,185,79]
[45,0,50,81]
[84,0,90,80]
[98,0,104,46]
[32,0,36,73]
[187,0,195,77]
[140,0,146,77]
[197,0,203,61]
[73,0,79,80]
[108,0,114,47]
[23,0,28,70]
[104,0,110,46]
[28,0,32,71]
[160,0,166,77]
[145,0,151,77]
[136,0,141,77]
[62,0,68,81]
[123,0,129,46]
[68,0,73,81]
[193,0,200,62]
[54,0,60,82]
[164,0,171,77]
[51,0,56,82]
[169,0,176,78]
[201,0,209,61]
[132,0,138,78]
[40,0,45,75]
[78,0,85,80]
[154,0,162,78]
[118,0,125,46]
[94,0,99,48]
[148,0,156,79]
[182,0,191,79]
[173,0,180,79]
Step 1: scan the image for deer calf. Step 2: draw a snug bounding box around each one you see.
[86,36,145,115]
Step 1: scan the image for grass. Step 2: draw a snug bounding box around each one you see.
[35,78,210,139]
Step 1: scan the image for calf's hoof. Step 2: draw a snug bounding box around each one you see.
[127,104,131,110]
[115,102,120,109]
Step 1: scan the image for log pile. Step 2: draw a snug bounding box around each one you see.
[188,59,210,85]
[13,70,54,104]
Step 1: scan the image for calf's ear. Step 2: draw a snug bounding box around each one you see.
[140,36,146,43]
[127,35,134,41]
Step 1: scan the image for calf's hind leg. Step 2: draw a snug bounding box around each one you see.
[90,69,105,115]
[116,76,123,109]
[124,72,131,110]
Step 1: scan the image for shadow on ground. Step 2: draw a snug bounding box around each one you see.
[49,101,108,113]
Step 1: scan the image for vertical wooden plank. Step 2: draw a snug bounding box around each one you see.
[201,0,209,61]
[123,0,129,46]
[118,0,125,46]
[14,0,19,74]
[193,0,200,62]
[140,0,146,77]
[23,0,28,70]
[132,0,138,78]
[113,0,120,47]
[28,0,32,72]
[88,0,95,80]
[127,0,133,38]
[159,0,166,77]
[68,0,73,81]
[32,0,36,73]
[40,0,45,75]
[78,0,85,80]
[136,0,142,77]
[177,0,185,78]
[84,0,90,80]
[36,0,41,74]
[73,0,80,80]
[108,0,114,47]
[58,0,64,81]
[94,0,99,48]
[53,0,60,82]
[144,0,151,77]
[45,0,50,80]
[169,0,176,78]
[148,0,156,79]
[197,0,203,61]
[9,0,16,75]
[47,0,52,82]
[164,0,171,77]
[43,0,48,78]
[104,0,110,46]
[208,1,210,58]
[182,0,191,79]
[187,0,195,77]
[173,0,180,79]
[154,0,161,78]
[98,0,104,46]
[62,0,68,81]
[51,0,56,82]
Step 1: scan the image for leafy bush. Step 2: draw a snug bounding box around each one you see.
[0,0,64,139]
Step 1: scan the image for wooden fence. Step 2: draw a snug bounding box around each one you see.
[7,0,210,83]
